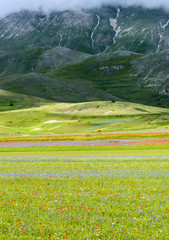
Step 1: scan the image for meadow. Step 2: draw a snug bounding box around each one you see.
[0,100,169,239]
[0,100,169,138]
[1,28,169,240]
[0,156,168,239]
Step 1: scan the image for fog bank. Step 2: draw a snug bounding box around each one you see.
[0,0,168,17]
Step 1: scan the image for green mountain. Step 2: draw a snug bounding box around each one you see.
[52,51,169,107]
[0,72,119,103]
[0,6,168,111]
[0,47,91,74]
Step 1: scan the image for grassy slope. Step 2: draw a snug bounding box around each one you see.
[0,48,168,108]
[0,101,169,137]
[0,73,118,103]
[0,47,91,75]
[41,101,169,115]
[37,46,92,71]
[0,89,50,111]
[51,52,169,108]
[0,48,48,75]
[0,47,119,104]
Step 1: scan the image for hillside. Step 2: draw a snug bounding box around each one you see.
[0,73,119,104]
[0,6,168,111]
[0,47,91,75]
[0,101,169,137]
[0,89,50,111]
[0,47,120,104]
[52,51,169,108]
[132,50,169,95]
[1,6,169,54]
[0,47,169,108]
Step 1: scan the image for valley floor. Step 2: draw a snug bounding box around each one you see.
[0,154,168,239]
[0,101,169,138]
[0,101,169,239]
[0,138,168,239]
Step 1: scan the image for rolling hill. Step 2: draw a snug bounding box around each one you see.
[0,5,168,128]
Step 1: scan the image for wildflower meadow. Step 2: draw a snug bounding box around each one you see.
[0,156,168,239]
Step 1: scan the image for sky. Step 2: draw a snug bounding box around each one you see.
[0,0,169,17]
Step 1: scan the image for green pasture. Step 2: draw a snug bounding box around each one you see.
[0,157,168,239]
[0,100,169,137]
[1,145,169,157]
[0,89,49,111]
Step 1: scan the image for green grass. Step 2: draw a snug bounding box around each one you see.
[0,101,169,137]
[1,145,169,158]
[0,158,168,239]
[0,89,50,111]
[1,149,169,157]
[1,144,169,152]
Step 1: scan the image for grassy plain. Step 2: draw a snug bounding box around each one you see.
[0,99,169,239]
[0,157,168,239]
[0,144,169,159]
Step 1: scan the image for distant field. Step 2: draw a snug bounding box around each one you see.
[0,157,168,239]
[0,144,169,157]
[1,131,169,143]
[0,101,169,138]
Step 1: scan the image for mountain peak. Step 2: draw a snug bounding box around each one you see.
[1,6,168,54]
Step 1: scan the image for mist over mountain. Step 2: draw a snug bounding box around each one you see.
[1,0,169,17]
[1,5,169,55]
[0,4,169,109]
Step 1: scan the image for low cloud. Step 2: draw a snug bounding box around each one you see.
[0,0,168,17]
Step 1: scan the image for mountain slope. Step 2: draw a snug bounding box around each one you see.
[52,51,169,107]
[0,89,50,111]
[37,47,91,71]
[132,50,169,95]
[0,47,91,75]
[1,6,169,54]
[0,6,168,109]
[106,7,169,54]
[0,8,116,54]
[0,73,120,103]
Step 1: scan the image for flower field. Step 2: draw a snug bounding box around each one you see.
[0,157,168,239]
[1,138,169,148]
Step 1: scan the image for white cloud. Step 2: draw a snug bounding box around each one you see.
[0,0,168,17]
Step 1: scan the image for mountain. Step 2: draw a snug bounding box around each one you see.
[0,47,120,103]
[0,47,91,74]
[0,6,169,110]
[0,72,119,103]
[1,6,169,54]
[132,50,169,95]
[106,7,169,54]
[52,51,169,108]
[0,7,116,54]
